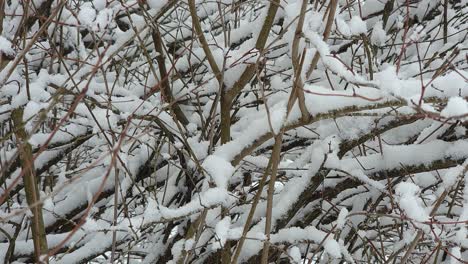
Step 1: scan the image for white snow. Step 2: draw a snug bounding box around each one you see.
[0,1,467,263]
[270,226,341,258]
[348,16,367,35]
[202,155,235,189]
[442,164,464,190]
[336,18,351,37]
[288,246,301,263]
[78,3,97,27]
[213,217,231,250]
[450,247,461,264]
[147,0,167,11]
[409,25,426,42]
[336,208,349,229]
[0,36,15,57]
[395,182,430,222]
[143,188,231,225]
[441,97,468,118]
[92,0,106,10]
[371,21,387,45]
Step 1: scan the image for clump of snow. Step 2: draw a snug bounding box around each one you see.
[336,18,351,37]
[442,165,464,190]
[306,10,323,32]
[93,8,113,31]
[186,123,198,134]
[202,155,235,189]
[348,16,367,35]
[375,66,402,95]
[0,36,15,57]
[395,182,430,222]
[440,97,468,118]
[288,246,301,263]
[213,217,231,250]
[323,239,342,259]
[336,208,349,229]
[187,137,209,159]
[371,21,386,45]
[23,101,46,122]
[269,102,287,134]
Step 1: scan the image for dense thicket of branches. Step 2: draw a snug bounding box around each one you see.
[0,0,467,263]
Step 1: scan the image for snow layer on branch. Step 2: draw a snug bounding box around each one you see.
[213,85,387,164]
[335,140,468,174]
[270,226,341,258]
[374,68,468,101]
[237,221,342,261]
[0,231,85,262]
[28,123,89,147]
[143,188,230,225]
[42,167,117,226]
[301,86,385,116]
[213,101,287,161]
[271,145,326,220]
[50,232,129,264]
[305,31,375,86]
[336,208,349,230]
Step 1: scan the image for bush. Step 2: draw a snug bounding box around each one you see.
[0,0,467,263]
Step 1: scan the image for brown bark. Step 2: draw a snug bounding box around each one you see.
[12,108,49,263]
